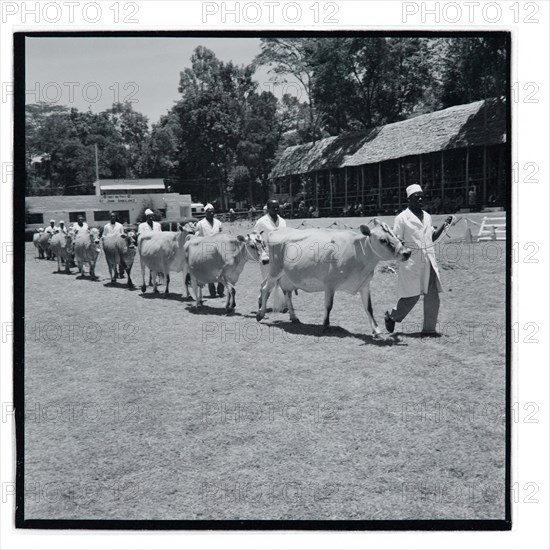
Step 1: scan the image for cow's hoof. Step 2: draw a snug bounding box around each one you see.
[256,312,263,322]
[128,284,135,290]
[290,317,301,324]
[153,288,160,294]
[141,285,146,293]
[225,307,235,315]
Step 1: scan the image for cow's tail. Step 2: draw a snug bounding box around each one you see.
[271,283,287,312]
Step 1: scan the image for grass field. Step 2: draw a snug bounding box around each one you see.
[23,213,507,521]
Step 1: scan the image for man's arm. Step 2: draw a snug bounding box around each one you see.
[432,216,454,242]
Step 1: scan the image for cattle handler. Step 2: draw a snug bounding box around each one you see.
[196,203,224,298]
[384,184,453,336]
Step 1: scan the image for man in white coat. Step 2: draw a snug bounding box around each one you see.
[103,212,124,237]
[72,215,88,234]
[44,219,58,236]
[254,199,287,311]
[385,184,453,336]
[195,203,224,298]
[137,209,161,235]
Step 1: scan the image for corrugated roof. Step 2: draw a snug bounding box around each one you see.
[270,97,507,178]
[95,179,166,191]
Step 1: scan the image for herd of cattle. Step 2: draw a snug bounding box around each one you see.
[31,221,411,336]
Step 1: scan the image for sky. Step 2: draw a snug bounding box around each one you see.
[26,36,303,125]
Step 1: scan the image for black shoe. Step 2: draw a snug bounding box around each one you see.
[384,311,395,333]
[421,331,442,338]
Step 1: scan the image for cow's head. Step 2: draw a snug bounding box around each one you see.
[360,220,411,262]
[121,230,137,249]
[243,231,265,262]
[89,227,101,251]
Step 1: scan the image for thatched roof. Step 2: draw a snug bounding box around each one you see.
[270,97,507,179]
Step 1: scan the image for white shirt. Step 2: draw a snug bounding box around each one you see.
[45,225,58,235]
[103,221,124,237]
[58,225,68,235]
[393,208,442,299]
[195,217,222,237]
[138,220,161,235]
[72,222,89,234]
[254,214,286,239]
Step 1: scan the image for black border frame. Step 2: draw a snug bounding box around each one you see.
[14,30,512,531]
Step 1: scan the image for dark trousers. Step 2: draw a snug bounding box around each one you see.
[209,283,225,297]
[389,265,440,332]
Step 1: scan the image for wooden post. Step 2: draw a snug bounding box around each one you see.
[315,171,318,210]
[465,147,470,203]
[289,176,293,218]
[329,170,333,212]
[378,163,382,210]
[361,165,365,205]
[344,167,348,208]
[483,145,487,206]
[441,151,445,199]
[398,160,402,209]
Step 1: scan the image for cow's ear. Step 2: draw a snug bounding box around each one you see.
[236,234,245,242]
[120,234,128,240]
[359,225,371,236]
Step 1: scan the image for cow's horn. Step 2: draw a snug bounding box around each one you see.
[359,224,371,236]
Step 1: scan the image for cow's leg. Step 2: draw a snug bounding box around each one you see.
[140,258,147,293]
[322,288,335,330]
[191,276,201,308]
[165,273,170,294]
[107,261,114,283]
[285,290,299,323]
[224,283,236,313]
[360,282,381,337]
[64,255,71,273]
[126,268,134,289]
[152,271,160,293]
[57,255,62,273]
[256,277,277,321]
[181,264,191,299]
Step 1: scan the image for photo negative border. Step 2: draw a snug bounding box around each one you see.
[13,29,512,531]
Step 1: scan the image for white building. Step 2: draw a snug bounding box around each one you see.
[26,179,192,229]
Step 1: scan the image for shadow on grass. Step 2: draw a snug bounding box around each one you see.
[103,281,139,291]
[184,303,244,317]
[74,274,100,282]
[52,270,74,275]
[392,331,443,340]
[267,319,397,346]
[139,291,189,302]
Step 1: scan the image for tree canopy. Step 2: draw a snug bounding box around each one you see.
[26,36,507,204]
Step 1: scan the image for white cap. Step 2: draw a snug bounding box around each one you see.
[145,208,154,216]
[59,220,64,224]
[204,203,214,211]
[50,219,55,223]
[38,227,44,232]
[406,184,423,198]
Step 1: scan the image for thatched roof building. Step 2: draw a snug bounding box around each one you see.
[270,97,506,179]
[270,97,507,215]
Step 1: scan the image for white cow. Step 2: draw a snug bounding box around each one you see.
[138,226,193,295]
[183,233,261,313]
[256,220,411,336]
[49,230,74,273]
[102,230,138,288]
[73,227,101,279]
[32,229,45,259]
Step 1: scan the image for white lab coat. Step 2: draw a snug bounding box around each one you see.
[138,221,161,235]
[393,208,442,299]
[44,225,58,235]
[103,221,124,237]
[195,217,222,237]
[254,214,287,311]
[72,222,89,234]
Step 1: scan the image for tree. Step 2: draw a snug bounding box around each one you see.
[255,38,324,143]
[439,36,507,107]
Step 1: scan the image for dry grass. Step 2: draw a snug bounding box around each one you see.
[23,214,506,521]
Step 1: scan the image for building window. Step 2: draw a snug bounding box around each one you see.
[69,212,87,222]
[27,213,44,224]
[94,211,111,222]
